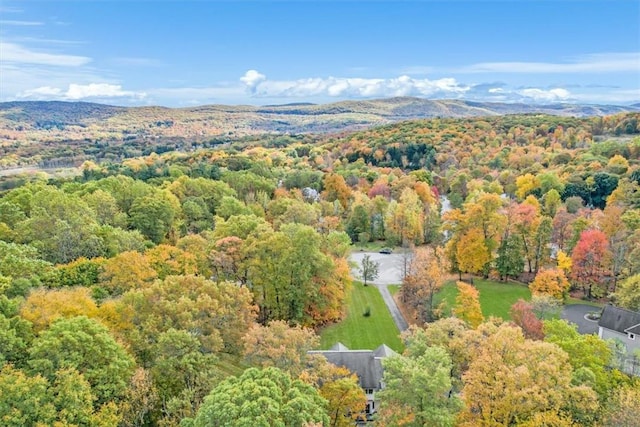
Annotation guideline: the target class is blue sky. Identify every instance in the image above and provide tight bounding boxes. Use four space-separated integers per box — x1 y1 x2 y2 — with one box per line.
1 1 639 106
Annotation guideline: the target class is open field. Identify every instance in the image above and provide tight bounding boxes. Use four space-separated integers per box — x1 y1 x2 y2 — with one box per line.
320 282 403 352
434 279 531 321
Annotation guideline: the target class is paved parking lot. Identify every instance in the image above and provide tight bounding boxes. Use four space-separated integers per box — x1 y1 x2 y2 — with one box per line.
349 251 408 285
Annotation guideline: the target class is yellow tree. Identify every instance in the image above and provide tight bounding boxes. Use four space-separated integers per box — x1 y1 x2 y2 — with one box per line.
463 192 506 259
456 228 490 283
530 268 571 301
322 173 352 210
515 173 540 200
601 385 640 427
99 250 157 295
301 358 366 427
385 188 425 246
458 324 598 427
556 250 572 275
453 282 484 328
320 377 367 427
20 287 99 332
143 244 198 279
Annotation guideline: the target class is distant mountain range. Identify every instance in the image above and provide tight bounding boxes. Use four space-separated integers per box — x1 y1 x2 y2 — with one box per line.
1 97 638 142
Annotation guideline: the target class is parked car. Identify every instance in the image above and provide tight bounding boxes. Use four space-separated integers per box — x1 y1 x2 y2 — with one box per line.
379 248 393 254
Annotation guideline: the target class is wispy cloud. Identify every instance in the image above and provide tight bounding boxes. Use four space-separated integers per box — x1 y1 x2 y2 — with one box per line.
240 70 469 99
0 19 43 26
1 41 91 66
461 52 640 74
12 36 87 46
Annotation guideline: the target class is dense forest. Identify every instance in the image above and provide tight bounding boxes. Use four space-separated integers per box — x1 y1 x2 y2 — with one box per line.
1 112 639 426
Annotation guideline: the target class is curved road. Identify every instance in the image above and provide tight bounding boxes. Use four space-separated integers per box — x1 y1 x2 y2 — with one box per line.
350 252 409 332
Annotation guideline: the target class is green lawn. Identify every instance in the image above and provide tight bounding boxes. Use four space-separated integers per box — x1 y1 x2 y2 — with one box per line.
434 279 531 321
320 282 403 352
388 284 401 296
566 297 604 307
351 241 394 252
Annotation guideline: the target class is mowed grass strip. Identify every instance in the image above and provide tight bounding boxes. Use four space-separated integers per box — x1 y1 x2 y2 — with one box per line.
388 284 401 296
320 282 403 352
434 279 531 321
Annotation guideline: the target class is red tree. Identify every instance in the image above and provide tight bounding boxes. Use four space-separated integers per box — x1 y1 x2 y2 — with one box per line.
570 229 610 299
509 299 544 340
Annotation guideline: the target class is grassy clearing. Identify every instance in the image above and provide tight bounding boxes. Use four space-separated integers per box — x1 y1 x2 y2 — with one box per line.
215 353 249 378
434 279 531 321
566 297 604 307
388 285 401 296
351 241 392 252
320 282 403 352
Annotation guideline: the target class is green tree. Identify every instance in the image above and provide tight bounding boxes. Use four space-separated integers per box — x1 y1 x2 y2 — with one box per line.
346 204 371 243
185 367 329 427
378 346 461 427
150 329 220 426
0 241 51 280
28 316 135 406
495 233 524 281
359 254 379 286
115 275 255 361
0 364 119 427
16 186 106 263
129 194 178 244
543 319 625 401
0 312 33 367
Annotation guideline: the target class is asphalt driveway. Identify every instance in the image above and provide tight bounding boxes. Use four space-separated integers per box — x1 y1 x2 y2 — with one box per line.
349 251 407 285
349 251 409 332
561 304 602 335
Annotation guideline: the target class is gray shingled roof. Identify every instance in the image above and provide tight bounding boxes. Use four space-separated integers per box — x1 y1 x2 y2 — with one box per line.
624 323 640 335
329 342 350 351
308 344 398 389
598 305 640 334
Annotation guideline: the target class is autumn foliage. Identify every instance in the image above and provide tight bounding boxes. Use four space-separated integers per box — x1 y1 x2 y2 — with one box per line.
571 229 610 299
530 268 571 300
453 282 484 328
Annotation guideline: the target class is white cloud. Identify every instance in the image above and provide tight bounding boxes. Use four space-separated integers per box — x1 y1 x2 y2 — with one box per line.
18 83 146 101
240 70 267 93
0 41 91 66
66 83 145 100
462 52 640 74
240 70 469 99
19 86 63 97
516 88 571 102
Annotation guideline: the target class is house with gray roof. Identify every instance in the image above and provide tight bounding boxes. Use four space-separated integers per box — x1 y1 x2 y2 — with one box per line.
308 343 398 418
598 305 640 375
598 305 640 353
